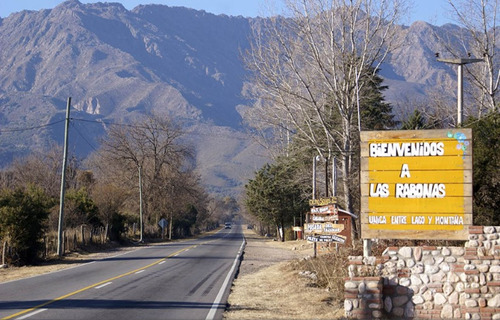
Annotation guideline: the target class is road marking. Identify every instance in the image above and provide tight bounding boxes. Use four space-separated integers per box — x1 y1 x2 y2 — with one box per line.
15 308 47 320
94 282 112 289
159 261 166 265
205 237 246 320
2 243 199 320
135 270 145 274
0 261 96 286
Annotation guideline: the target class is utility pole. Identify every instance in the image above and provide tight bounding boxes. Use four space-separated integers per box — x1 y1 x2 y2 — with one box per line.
437 57 483 126
324 157 329 197
138 165 144 243
332 157 337 197
57 97 71 257
312 155 319 200
169 185 173 240
312 155 320 258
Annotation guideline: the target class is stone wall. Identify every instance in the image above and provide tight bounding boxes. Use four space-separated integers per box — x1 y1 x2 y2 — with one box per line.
344 226 500 319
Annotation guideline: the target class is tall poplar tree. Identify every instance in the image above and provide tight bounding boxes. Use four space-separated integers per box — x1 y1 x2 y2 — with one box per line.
243 0 407 238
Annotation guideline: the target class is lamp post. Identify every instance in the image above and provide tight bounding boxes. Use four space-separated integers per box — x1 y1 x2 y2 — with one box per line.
437 57 483 126
138 165 144 243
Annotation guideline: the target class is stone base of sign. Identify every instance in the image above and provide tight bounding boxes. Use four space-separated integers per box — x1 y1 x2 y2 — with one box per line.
344 226 500 320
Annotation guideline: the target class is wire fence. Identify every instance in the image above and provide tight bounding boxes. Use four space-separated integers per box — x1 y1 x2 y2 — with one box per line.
42 225 109 257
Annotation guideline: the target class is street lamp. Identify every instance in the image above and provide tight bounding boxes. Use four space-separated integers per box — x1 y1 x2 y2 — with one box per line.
436 55 483 126
138 165 144 243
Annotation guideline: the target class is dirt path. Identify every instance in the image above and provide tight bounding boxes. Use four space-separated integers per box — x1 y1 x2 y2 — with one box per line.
236 228 307 276
224 228 345 319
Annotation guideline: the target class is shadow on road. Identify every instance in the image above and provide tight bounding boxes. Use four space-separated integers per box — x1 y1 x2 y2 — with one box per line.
0 299 225 310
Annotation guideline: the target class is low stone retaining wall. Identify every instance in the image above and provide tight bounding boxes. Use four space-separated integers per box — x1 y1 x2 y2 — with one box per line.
344 226 500 319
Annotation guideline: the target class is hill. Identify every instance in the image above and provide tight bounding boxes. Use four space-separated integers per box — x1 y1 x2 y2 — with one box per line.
0 0 467 195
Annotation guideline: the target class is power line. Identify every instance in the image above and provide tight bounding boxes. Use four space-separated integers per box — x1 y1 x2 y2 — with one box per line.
71 118 136 128
71 117 180 132
0 119 65 133
0 117 252 141
69 121 99 152
71 117 250 140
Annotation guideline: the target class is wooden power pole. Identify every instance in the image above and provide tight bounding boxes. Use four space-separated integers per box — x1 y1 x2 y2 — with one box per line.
57 97 71 257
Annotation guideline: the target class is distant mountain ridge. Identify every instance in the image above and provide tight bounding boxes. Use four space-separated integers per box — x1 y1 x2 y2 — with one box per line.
0 0 467 195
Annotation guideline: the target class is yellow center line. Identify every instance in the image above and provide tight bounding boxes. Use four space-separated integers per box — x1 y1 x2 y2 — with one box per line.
1 241 212 320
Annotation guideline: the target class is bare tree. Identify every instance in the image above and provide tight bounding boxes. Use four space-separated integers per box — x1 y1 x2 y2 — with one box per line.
96 113 190 237
243 0 407 237
155 166 206 238
7 146 80 199
92 183 129 227
445 0 500 116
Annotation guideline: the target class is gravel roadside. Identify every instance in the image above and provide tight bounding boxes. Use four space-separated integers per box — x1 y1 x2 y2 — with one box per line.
224 227 345 319
236 228 307 276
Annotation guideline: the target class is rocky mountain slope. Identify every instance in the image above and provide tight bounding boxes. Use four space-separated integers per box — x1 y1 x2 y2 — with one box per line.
0 0 468 195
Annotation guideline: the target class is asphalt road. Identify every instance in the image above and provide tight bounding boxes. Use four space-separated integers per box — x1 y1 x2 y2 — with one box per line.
0 225 244 320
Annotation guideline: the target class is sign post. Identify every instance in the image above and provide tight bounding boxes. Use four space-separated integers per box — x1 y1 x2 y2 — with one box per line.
306 195 355 254
158 218 168 239
306 234 346 244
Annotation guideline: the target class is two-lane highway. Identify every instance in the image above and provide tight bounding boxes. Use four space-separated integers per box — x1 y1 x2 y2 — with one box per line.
0 225 244 320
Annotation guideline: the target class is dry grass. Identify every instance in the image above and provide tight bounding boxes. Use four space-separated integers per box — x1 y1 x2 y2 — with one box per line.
289 244 363 301
225 261 345 319
224 229 348 319
0 263 75 283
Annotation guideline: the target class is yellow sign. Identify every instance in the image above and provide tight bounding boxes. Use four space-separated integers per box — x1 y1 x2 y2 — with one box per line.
360 129 472 241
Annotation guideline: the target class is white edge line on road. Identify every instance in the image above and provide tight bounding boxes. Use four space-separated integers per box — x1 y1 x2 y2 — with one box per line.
15 308 47 320
159 261 166 265
95 282 112 289
0 261 96 286
1 245 145 285
2 230 223 286
205 236 246 320
135 270 145 274
3 243 200 320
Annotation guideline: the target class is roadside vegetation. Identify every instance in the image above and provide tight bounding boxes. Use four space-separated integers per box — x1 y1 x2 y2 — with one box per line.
0 113 238 266
0 0 499 282
242 0 499 250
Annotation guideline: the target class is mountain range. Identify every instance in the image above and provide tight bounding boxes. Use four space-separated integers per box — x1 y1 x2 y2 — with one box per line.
0 0 468 195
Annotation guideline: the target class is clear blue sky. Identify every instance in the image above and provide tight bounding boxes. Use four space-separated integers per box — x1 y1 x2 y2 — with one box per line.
0 0 454 25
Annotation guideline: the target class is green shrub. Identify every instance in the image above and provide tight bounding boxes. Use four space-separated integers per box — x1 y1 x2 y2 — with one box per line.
0 185 53 265
465 112 500 225
108 212 126 241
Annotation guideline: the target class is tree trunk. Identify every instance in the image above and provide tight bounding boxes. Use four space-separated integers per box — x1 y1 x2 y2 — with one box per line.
81 225 85 246
342 117 358 241
280 219 285 242
2 241 7 266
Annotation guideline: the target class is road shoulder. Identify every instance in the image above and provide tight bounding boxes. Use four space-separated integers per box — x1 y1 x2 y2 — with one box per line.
224 228 344 319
